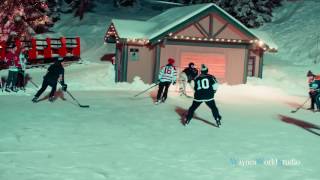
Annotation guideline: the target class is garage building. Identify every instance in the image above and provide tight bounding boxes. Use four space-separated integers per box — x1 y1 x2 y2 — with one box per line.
105 3 276 85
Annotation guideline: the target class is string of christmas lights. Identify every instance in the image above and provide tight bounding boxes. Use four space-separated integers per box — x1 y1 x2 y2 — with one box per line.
105 26 277 52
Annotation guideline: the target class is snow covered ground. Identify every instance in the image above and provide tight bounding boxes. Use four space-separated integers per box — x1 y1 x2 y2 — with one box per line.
1 0 320 179
1 88 319 180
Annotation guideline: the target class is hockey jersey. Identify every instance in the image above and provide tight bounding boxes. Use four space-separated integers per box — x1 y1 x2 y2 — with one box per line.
44 62 65 85
5 51 19 71
193 74 218 102
310 80 320 92
182 67 198 83
158 64 177 83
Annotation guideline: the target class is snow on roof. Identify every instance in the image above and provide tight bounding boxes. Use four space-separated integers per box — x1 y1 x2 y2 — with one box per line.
147 4 213 39
250 29 278 50
111 4 212 40
111 19 156 39
110 3 277 49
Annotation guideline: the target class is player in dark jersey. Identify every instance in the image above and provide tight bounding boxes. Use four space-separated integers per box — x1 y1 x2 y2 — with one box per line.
32 58 67 103
179 62 198 96
183 64 222 126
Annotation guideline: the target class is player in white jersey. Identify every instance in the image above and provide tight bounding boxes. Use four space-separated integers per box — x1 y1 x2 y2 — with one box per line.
156 58 177 104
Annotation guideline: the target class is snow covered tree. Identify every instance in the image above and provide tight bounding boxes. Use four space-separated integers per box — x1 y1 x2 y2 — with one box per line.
47 0 63 21
67 0 92 19
113 0 137 7
0 0 54 42
160 0 283 28
223 0 283 27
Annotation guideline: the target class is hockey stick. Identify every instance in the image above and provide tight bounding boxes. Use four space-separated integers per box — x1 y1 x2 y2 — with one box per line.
58 82 89 108
64 90 90 108
291 97 310 113
29 79 39 88
134 83 159 97
31 80 89 108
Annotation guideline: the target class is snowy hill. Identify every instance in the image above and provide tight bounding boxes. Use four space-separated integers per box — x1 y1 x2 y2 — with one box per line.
250 0 320 96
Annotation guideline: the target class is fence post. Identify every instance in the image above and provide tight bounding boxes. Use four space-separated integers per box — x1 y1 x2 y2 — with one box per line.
73 37 81 58
28 38 37 60
59 37 67 57
44 37 52 59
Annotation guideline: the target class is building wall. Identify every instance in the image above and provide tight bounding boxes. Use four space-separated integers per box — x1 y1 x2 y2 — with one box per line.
199 15 210 33
212 14 250 40
176 25 204 38
175 13 251 41
115 46 122 81
160 43 247 85
126 45 155 84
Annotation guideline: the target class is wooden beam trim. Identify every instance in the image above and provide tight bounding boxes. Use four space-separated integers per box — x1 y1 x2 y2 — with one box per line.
212 23 229 38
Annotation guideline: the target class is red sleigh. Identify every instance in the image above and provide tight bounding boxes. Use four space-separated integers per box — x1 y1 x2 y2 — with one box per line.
0 37 80 69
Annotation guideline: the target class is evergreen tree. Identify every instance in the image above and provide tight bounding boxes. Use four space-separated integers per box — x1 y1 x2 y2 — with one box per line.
68 0 91 19
158 0 284 28
113 0 136 7
0 0 53 41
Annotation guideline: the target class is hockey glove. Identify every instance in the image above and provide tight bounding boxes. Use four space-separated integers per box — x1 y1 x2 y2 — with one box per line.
61 83 68 91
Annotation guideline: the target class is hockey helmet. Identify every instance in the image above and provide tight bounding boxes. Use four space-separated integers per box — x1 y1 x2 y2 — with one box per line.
188 62 195 68
168 58 175 65
201 64 208 74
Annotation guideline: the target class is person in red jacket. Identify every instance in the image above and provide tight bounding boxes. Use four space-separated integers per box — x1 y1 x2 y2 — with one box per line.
5 46 19 92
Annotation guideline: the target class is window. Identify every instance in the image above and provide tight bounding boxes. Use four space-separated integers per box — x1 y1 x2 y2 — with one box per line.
248 56 256 77
129 48 139 61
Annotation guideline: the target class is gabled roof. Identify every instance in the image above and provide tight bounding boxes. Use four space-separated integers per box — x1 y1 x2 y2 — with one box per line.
111 4 213 40
111 19 156 39
147 4 213 40
110 3 276 49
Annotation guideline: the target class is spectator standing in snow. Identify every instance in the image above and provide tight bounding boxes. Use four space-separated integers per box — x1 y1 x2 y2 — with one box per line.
5 46 19 92
17 48 27 90
32 58 67 103
156 58 177 104
179 62 198 96
183 64 222 126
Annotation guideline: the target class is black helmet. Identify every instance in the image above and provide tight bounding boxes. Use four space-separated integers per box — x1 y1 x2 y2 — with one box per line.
307 70 315 77
201 64 208 74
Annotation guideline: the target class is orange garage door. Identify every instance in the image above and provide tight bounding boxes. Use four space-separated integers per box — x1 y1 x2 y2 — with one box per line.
180 52 226 82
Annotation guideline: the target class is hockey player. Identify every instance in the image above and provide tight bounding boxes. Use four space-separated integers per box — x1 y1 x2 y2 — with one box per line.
156 58 177 104
183 64 222 126
32 58 67 103
307 70 320 111
179 62 198 96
